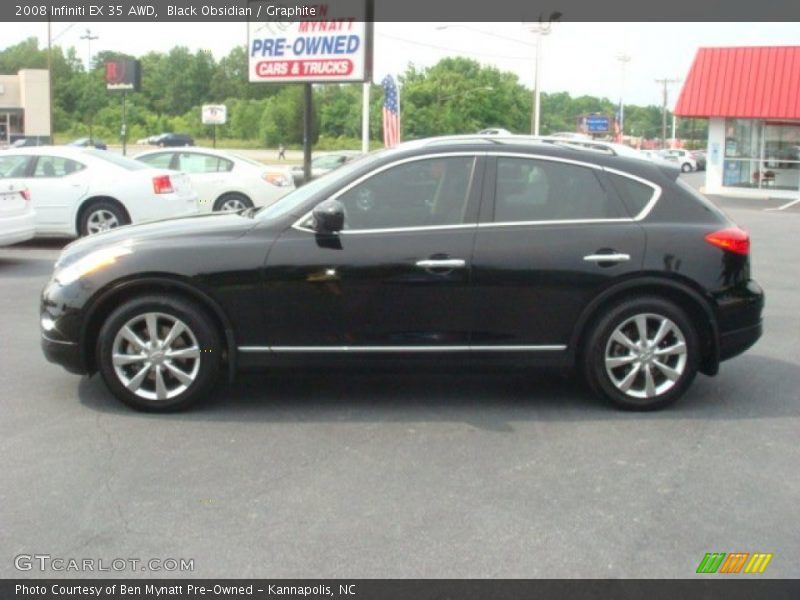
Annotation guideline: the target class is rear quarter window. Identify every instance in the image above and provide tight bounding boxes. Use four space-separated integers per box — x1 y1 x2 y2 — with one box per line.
606 172 657 217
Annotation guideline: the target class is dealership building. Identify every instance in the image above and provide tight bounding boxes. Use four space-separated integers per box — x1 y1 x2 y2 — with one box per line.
675 46 800 198
0 69 51 145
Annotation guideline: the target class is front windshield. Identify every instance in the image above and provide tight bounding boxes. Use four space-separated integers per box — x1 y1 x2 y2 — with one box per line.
257 151 386 221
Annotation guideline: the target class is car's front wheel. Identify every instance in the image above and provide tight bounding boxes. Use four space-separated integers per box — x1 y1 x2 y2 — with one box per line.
583 297 699 410
97 295 221 411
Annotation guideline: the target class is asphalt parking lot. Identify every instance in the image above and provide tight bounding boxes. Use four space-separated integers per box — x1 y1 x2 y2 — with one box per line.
1 173 798 578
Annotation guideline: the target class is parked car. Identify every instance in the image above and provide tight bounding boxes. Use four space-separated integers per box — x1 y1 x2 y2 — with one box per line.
690 150 707 171
41 137 763 412
658 149 697 172
135 148 294 212
0 147 198 237
0 180 36 246
69 137 107 150
478 128 513 136
152 133 194 147
290 151 363 186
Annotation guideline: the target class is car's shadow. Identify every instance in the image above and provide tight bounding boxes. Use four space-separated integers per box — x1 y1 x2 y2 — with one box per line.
77 354 800 428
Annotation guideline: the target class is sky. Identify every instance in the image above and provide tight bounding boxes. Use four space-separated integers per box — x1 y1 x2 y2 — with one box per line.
4 21 798 107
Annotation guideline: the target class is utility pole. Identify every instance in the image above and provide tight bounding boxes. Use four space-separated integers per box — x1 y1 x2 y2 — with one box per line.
655 77 680 150
80 28 99 140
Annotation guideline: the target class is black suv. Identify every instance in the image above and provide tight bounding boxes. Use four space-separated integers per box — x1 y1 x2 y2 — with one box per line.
41 137 763 411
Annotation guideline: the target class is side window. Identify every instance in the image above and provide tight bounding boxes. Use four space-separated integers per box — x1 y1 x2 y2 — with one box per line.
138 153 174 169
33 156 85 178
337 156 475 231
176 153 231 173
0 155 32 178
606 173 657 217
494 157 622 222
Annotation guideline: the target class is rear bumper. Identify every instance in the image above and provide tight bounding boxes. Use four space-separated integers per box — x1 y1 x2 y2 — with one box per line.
716 279 764 362
0 211 36 245
41 334 86 375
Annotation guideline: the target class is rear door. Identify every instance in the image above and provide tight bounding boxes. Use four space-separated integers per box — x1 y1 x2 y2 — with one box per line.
26 155 89 233
470 154 647 349
174 152 232 210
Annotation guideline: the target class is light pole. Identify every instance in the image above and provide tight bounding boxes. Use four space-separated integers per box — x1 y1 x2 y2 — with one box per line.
80 28 99 140
525 12 561 136
655 77 680 150
616 53 631 141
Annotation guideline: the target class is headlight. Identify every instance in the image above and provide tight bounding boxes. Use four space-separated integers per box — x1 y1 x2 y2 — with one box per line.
55 246 133 285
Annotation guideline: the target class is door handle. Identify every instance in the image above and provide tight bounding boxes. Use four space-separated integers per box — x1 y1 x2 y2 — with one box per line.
415 259 467 269
583 253 631 263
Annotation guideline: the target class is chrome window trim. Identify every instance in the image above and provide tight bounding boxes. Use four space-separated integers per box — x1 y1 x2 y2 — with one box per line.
239 345 566 353
292 151 482 234
602 166 662 221
290 150 661 233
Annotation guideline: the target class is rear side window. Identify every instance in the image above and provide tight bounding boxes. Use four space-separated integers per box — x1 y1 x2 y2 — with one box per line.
33 156 85 178
494 157 622 222
607 173 656 217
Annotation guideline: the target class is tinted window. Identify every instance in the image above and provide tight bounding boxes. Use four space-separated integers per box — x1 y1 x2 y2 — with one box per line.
0 155 32 178
33 156 85 178
494 157 621 222
337 156 475 230
176 153 233 173
607 173 656 216
138 153 174 169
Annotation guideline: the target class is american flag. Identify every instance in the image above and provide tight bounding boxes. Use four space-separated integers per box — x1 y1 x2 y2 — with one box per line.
382 74 400 147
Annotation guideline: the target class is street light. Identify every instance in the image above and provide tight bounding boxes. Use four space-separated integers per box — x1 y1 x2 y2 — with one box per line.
525 12 561 136
616 53 631 141
80 28 99 141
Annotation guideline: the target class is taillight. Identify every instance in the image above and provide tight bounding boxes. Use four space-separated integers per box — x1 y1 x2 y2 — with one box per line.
705 227 750 255
20 189 30 201
152 175 174 194
262 172 291 187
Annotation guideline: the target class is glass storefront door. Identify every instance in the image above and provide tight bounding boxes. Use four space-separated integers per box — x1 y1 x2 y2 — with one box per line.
723 119 800 192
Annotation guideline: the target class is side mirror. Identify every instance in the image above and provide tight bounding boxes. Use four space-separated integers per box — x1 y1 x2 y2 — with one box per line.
312 199 345 233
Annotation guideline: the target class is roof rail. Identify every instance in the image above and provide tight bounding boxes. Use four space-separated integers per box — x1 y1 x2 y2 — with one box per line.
400 134 620 156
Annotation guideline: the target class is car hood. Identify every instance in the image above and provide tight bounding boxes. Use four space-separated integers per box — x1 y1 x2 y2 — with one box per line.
56 212 259 268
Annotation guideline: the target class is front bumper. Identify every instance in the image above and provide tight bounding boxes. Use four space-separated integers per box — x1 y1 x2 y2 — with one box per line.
41 334 85 374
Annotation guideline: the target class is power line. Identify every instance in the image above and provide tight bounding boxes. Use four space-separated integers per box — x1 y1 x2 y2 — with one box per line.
377 33 531 61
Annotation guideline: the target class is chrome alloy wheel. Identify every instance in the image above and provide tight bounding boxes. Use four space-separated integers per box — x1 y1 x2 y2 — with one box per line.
220 197 247 211
111 312 201 401
604 313 688 399
86 209 120 234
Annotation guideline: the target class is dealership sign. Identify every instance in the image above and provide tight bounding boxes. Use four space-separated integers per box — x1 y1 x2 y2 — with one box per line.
247 0 372 83
202 104 227 125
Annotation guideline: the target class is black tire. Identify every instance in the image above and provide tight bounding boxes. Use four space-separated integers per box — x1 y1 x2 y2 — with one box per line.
681 162 693 172
79 200 129 237
213 193 254 212
583 296 699 411
96 295 222 412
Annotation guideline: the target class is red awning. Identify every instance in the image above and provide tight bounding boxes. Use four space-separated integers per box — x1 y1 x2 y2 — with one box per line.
674 46 800 119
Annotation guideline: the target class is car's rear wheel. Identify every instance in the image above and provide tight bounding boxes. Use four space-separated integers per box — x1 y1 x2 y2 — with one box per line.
214 193 253 212
583 297 699 410
79 201 129 236
97 295 221 411
681 162 693 172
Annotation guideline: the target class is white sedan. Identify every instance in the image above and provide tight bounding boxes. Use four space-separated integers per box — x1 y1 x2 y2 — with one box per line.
134 147 294 212
0 180 36 246
0 147 199 237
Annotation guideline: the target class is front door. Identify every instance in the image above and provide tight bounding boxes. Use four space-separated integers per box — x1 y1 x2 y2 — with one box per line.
261 154 484 350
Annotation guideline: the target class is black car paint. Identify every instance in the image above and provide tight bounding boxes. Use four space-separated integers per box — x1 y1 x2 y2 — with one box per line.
41 142 763 381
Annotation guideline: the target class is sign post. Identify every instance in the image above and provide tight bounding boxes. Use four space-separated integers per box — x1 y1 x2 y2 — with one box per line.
105 58 141 156
248 0 373 181
202 104 227 148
